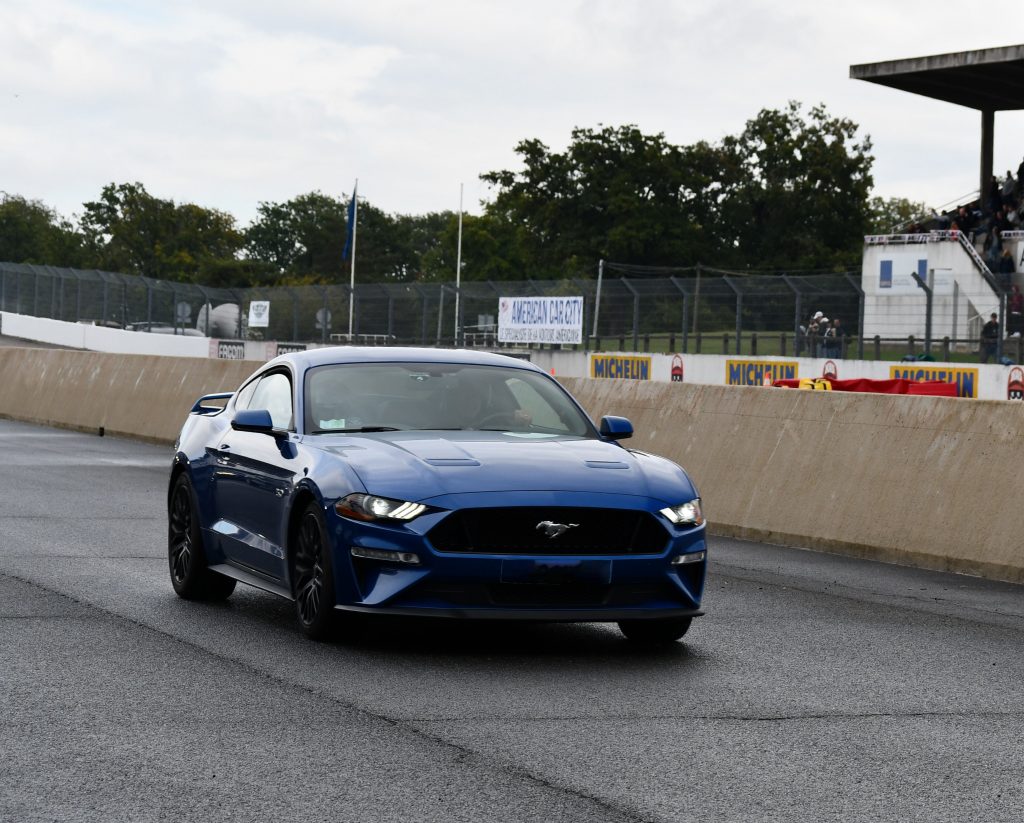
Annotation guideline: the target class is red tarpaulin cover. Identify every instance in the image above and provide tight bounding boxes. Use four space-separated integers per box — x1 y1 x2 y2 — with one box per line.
772 378 959 396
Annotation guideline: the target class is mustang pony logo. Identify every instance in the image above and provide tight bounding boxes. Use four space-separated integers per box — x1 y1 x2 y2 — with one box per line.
535 520 579 539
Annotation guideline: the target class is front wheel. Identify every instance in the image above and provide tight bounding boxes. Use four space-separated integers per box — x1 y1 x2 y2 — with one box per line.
291 503 338 640
168 474 236 601
617 617 692 645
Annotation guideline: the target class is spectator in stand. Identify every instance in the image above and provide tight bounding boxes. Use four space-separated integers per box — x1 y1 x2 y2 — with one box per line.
1009 285 1024 337
998 248 1016 290
1002 171 1016 206
988 176 1002 213
980 312 1000 363
1017 156 1024 198
956 206 976 235
985 212 1008 267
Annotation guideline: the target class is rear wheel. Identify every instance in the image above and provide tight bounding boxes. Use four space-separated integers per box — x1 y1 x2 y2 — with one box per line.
617 617 692 645
292 502 338 640
168 474 236 601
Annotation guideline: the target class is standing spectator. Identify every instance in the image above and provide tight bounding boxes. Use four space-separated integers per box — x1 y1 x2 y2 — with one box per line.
1002 171 1016 205
1009 285 1024 337
988 176 1002 213
804 311 823 357
827 318 847 359
980 312 1000 363
998 248 1015 291
817 317 830 357
956 206 975 236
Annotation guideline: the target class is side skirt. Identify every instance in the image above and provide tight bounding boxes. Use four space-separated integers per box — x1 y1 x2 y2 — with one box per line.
208 562 292 600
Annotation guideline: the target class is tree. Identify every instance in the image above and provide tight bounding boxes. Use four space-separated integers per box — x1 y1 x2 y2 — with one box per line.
246 191 457 283
79 182 243 283
419 212 529 282
245 191 347 280
867 196 930 234
481 125 726 276
0 195 85 266
718 102 874 269
481 105 875 273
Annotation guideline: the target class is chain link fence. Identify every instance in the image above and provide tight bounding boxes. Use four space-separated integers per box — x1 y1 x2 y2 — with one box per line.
0 260 931 358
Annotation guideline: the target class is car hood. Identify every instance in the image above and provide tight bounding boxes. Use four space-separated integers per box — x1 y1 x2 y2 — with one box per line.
314 432 696 505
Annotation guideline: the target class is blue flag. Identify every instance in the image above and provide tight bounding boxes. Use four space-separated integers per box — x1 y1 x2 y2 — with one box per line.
342 182 357 261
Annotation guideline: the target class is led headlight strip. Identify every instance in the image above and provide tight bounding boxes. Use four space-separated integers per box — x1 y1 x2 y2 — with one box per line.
335 493 427 522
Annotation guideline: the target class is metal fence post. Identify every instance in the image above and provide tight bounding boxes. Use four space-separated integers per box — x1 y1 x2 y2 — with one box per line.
621 278 640 351
669 276 688 353
287 288 299 341
910 271 933 355
722 276 742 354
844 273 865 360
783 275 801 356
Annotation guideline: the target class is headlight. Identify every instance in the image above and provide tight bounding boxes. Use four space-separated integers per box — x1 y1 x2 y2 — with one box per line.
659 498 704 527
335 493 427 522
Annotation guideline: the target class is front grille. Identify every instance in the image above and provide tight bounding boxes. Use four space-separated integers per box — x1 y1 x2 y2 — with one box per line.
427 507 669 555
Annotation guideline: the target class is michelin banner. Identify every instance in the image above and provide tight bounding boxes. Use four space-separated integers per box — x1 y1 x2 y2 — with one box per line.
498 296 583 344
533 350 1024 401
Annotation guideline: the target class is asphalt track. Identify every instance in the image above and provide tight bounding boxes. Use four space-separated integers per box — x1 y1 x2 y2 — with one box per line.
2 417 1024 822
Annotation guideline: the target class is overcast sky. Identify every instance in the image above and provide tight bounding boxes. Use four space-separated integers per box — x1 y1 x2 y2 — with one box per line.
2 0 1023 227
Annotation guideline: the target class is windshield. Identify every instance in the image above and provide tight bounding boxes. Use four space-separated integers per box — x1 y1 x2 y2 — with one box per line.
304 362 594 437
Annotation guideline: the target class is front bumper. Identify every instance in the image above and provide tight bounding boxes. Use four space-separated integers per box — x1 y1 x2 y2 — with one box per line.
327 499 707 622
335 603 705 621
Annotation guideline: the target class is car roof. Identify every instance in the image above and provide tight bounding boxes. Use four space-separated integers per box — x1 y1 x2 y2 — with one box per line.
269 346 544 374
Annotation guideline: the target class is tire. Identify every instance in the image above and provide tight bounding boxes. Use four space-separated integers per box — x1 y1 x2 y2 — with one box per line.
291 502 338 640
168 473 236 601
617 617 692 645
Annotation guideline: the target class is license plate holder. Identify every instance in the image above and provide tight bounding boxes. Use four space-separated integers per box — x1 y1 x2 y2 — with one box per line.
500 558 612 586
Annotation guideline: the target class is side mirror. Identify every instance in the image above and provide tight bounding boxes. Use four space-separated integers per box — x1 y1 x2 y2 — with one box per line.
599 415 633 441
231 409 279 436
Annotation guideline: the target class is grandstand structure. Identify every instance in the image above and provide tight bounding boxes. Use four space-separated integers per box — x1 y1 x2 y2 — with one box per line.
852 45 1024 349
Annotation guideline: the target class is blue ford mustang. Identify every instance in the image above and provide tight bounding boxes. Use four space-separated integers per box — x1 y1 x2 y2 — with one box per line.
168 347 706 643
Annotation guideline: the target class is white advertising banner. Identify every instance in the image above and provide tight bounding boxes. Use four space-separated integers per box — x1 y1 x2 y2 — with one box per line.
498 296 583 344
248 300 270 328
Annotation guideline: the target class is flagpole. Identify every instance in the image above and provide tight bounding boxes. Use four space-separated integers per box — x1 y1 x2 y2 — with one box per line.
348 179 358 341
454 182 463 347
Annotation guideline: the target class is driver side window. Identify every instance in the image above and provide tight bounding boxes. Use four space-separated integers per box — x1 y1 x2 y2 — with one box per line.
249 372 293 430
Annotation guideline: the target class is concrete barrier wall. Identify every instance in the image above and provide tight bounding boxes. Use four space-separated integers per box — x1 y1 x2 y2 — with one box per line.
561 376 1024 583
0 347 259 443
2 345 1023 583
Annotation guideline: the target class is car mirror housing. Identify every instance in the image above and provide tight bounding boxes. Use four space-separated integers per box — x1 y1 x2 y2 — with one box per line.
599 415 633 440
231 409 280 436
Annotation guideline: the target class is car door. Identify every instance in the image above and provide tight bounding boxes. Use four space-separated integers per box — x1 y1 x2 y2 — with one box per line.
212 370 299 580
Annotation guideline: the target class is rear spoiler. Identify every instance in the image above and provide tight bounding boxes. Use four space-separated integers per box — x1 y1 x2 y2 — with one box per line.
190 392 235 415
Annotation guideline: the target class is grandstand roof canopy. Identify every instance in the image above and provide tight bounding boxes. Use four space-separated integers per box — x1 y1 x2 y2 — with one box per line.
850 44 1024 111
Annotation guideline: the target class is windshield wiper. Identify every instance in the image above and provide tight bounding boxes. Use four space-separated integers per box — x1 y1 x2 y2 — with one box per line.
312 426 403 434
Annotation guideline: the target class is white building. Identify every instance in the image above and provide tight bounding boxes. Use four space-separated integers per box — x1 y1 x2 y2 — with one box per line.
861 230 1024 344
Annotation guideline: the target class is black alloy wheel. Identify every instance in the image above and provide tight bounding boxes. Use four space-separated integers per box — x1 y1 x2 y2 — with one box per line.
168 474 236 601
292 503 337 640
617 616 692 645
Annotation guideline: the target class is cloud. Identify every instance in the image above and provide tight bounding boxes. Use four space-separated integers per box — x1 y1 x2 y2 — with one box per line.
1 0 1022 225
